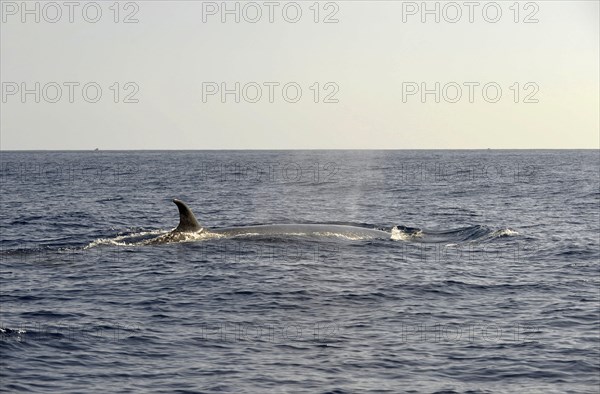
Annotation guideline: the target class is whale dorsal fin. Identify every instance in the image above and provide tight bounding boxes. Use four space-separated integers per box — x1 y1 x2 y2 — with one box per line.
173 199 202 232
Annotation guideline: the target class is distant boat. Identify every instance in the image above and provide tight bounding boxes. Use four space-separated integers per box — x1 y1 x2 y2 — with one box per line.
94 148 99 151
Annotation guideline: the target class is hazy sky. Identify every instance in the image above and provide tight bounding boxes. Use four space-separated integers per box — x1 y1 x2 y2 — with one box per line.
1 0 598 149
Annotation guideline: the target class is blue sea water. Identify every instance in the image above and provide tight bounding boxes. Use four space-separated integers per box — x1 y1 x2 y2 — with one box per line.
0 150 598 393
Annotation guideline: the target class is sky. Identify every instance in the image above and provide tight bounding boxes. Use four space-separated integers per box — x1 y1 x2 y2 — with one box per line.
1 0 598 149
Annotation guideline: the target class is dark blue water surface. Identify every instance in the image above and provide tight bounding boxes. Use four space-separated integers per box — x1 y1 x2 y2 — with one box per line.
1 150 598 393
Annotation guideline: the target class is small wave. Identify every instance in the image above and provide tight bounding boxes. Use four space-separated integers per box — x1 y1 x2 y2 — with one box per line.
391 225 519 243
96 197 124 203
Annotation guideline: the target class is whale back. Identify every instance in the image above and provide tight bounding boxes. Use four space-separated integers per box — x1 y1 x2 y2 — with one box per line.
173 199 202 232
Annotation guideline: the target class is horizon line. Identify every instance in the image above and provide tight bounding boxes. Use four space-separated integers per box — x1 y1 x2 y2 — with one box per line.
1 148 598 152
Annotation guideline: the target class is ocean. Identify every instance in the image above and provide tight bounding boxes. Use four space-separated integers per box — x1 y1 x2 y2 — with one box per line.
1 150 598 393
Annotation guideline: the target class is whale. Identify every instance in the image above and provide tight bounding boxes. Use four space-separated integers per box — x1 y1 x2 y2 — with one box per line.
87 200 507 248
162 199 393 241
85 200 512 248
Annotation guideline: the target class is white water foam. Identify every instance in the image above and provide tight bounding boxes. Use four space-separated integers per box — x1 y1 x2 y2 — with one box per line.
84 229 171 248
391 226 423 241
143 230 226 244
491 228 519 237
229 231 377 241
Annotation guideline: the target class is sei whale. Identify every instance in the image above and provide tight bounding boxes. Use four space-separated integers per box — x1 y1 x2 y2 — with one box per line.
86 200 511 248
168 199 392 240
